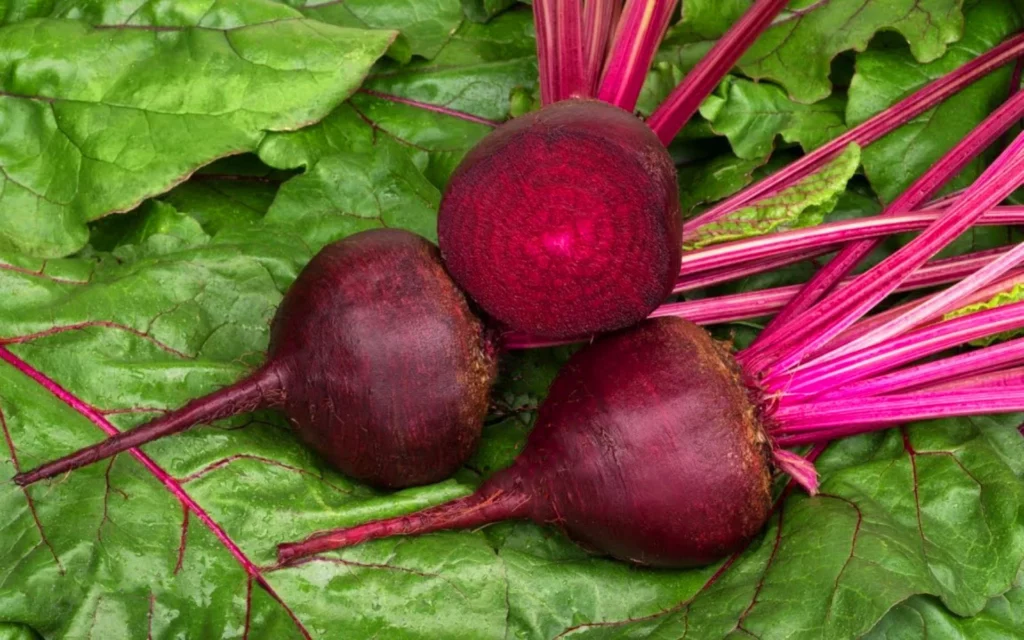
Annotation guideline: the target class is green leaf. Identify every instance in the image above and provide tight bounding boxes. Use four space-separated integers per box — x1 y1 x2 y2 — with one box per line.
943 283 1024 346
662 0 965 104
278 0 464 60
259 11 536 191
0 623 40 640
90 201 211 259
685 143 862 249
849 0 1022 202
700 76 848 160
460 0 519 23
264 137 441 250
0 17 394 258
866 575 1024 638
157 156 285 236
0 0 302 26
678 153 768 214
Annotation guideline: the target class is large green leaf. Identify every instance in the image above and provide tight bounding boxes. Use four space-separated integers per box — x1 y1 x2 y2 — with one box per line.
0 0 301 26
276 0 463 61
662 0 965 103
258 10 537 194
866 574 1024 638
699 76 848 161
461 0 520 23
685 143 862 249
0 16 394 258
848 0 1022 202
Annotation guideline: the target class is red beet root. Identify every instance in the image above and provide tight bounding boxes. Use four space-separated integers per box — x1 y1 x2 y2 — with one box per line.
15 229 498 490
279 317 773 568
438 99 682 339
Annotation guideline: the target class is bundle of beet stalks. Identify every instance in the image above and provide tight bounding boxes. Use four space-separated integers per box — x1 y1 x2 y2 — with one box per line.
17 0 1024 570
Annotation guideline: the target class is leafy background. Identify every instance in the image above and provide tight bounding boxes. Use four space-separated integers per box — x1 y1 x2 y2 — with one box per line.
1 0 1024 638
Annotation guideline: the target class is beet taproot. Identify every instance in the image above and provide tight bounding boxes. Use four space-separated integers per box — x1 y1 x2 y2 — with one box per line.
279 317 773 568
15 229 499 490
438 99 682 340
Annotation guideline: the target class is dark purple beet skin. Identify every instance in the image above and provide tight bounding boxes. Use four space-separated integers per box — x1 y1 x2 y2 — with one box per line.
15 229 499 490
269 229 498 488
279 317 773 568
438 99 682 340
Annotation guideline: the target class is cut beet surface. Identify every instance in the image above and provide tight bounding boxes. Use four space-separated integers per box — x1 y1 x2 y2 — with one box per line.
438 99 682 340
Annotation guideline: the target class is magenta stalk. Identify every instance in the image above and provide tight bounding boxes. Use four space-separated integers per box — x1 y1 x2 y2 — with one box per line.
680 207 1024 276
746 132 1024 376
583 0 622 93
647 0 791 145
683 33 1024 238
596 0 678 110
752 89 1024 350
13 365 282 486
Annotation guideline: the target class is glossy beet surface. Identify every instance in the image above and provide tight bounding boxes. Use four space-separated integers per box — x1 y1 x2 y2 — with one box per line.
270 229 498 487
15 229 498 490
438 99 682 339
279 317 773 568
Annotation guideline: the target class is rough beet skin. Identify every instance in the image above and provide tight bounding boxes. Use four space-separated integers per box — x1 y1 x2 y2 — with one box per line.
438 99 682 339
16 229 499 490
279 317 773 568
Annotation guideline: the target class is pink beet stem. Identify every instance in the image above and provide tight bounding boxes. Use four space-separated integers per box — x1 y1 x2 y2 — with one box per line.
917 365 1024 393
820 337 1024 399
554 0 587 100
534 1 564 103
680 207 1024 275
778 300 1024 401
583 0 622 94
752 90 1024 350
683 33 1024 238
661 259 1024 326
746 131 1024 378
13 364 283 486
596 0 679 111
772 388 1024 443
647 0 790 145
505 248 1022 350
824 256 1021 350
772 449 820 495
675 249 828 293
277 488 530 565
808 239 1024 361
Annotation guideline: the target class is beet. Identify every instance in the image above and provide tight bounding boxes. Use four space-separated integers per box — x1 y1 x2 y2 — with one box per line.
438 99 682 340
279 317 773 568
15 229 499 490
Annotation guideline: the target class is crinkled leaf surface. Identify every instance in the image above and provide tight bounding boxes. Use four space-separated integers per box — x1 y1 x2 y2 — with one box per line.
865 573 1024 639
0 15 394 258
276 0 463 60
678 153 768 215
685 143 862 249
461 0 520 23
0 0 301 26
848 0 1023 202
2 0 1024 638
259 10 536 190
943 283 1024 346
663 0 965 103
699 77 847 161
